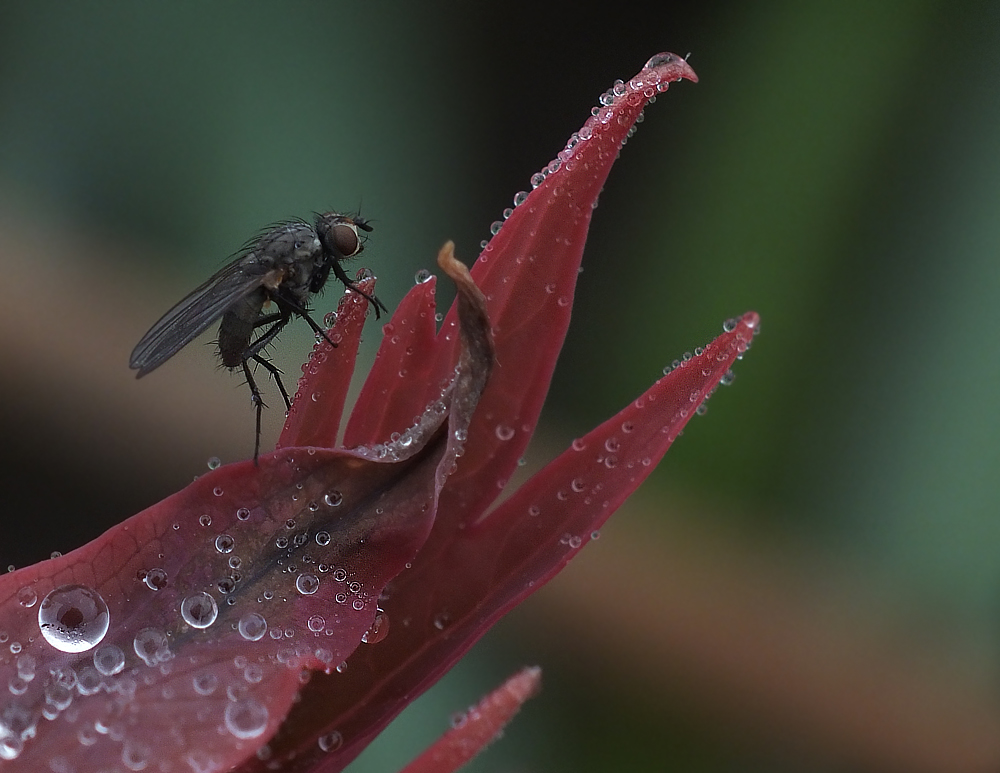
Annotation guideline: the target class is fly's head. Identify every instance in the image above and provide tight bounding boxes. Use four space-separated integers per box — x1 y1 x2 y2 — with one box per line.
315 212 371 262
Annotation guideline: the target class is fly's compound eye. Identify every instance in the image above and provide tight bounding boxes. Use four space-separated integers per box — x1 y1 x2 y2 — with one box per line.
328 222 363 258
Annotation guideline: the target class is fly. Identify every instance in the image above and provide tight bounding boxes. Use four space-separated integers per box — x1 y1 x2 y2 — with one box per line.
129 211 388 462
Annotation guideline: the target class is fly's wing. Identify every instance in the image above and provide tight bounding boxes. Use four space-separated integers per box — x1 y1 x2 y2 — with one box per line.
129 257 269 377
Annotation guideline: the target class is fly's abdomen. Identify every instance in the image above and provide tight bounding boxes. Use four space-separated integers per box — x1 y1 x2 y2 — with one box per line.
218 289 266 368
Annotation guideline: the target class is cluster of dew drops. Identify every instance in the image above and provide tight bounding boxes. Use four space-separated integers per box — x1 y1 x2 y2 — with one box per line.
478 54 679 251
0 464 393 763
516 315 747 552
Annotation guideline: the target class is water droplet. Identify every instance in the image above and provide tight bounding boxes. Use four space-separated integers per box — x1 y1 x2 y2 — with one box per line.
238 612 267 642
133 628 170 667
296 574 320 595
193 671 218 696
225 698 269 739
213 486 224 497
215 534 235 554
15 587 36 608
318 730 343 752
37 584 110 653
206 457 221 470
494 424 515 441
180 593 218 629
414 268 433 284
604 437 620 453
324 491 343 507
432 612 451 631
315 531 331 546
92 644 125 676
236 507 251 521
361 609 389 644
720 370 736 386
143 568 168 591
198 514 212 527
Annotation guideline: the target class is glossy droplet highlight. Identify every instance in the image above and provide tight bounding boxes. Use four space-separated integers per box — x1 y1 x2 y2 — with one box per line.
37 584 110 653
318 730 343 752
143 568 168 591
15 587 36 608
239 613 267 641
133 628 171 666
215 534 235 554
180 592 218 629
361 609 389 644
225 698 269 739
296 574 320 595
93 644 126 676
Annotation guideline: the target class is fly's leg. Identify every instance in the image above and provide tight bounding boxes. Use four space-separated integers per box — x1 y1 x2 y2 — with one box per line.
274 295 339 348
250 355 292 411
241 353 292 465
241 360 267 464
330 260 389 319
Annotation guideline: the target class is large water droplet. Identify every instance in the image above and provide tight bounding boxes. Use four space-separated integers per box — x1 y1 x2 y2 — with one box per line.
37 585 109 653
143 568 168 591
295 574 320 595
225 698 269 739
133 628 170 666
180 592 218 629
238 613 267 641
318 730 343 752
361 609 389 645
93 644 126 676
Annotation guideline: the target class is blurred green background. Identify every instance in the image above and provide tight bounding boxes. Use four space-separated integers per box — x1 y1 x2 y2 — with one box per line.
1 2 999 771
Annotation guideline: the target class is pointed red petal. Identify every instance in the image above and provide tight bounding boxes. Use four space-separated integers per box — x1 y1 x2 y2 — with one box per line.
266 313 756 773
277 277 377 450
436 52 697 526
343 277 442 448
396 667 542 773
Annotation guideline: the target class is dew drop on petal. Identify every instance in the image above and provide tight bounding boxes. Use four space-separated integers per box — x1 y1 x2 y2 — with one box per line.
414 268 433 284
238 613 268 642
93 644 125 676
318 730 343 752
206 457 221 470
361 609 389 645
121 740 151 771
495 424 515 441
324 491 343 507
15 587 36 608
192 672 218 696
37 584 110 653
224 698 269 740
296 574 320 595
181 593 218 629
143 568 168 591
215 535 235 554
133 628 170 667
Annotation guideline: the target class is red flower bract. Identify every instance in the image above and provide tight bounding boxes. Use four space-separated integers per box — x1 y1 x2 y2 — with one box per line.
0 52 759 773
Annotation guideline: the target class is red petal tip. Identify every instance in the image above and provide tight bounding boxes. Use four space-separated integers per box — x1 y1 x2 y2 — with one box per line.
643 51 698 84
